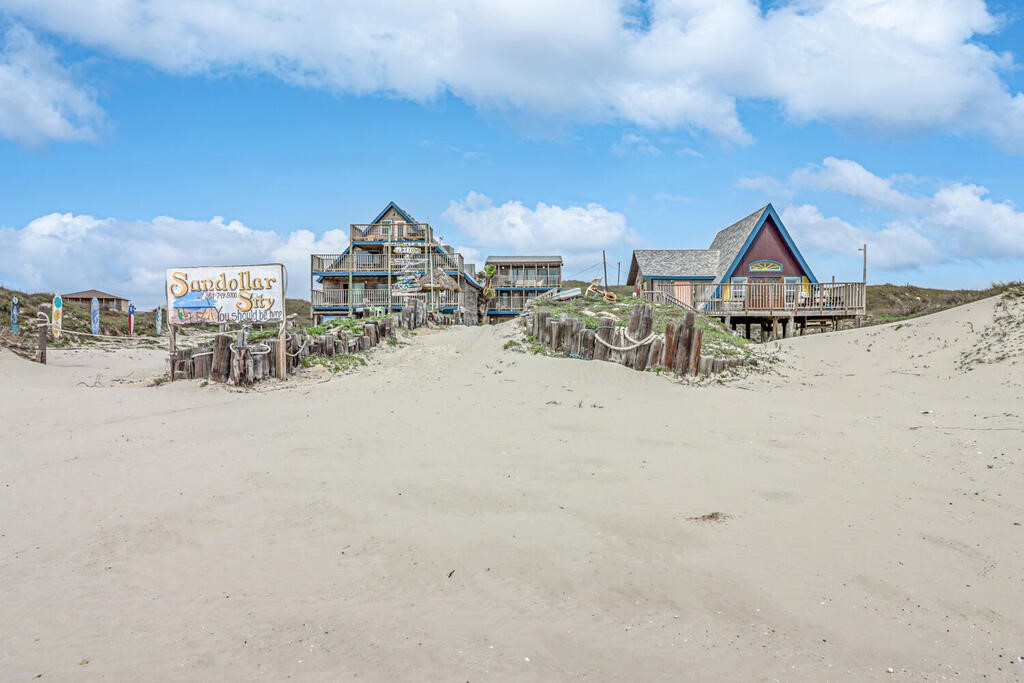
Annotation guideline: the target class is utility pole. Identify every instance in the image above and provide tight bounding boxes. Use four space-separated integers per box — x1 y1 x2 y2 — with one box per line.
602 250 608 289
859 243 867 283
617 261 621 286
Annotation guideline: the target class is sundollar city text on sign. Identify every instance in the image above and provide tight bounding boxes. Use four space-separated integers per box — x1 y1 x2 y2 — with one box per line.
168 270 279 313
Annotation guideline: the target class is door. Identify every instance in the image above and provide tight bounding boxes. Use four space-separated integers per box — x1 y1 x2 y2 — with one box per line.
749 277 782 309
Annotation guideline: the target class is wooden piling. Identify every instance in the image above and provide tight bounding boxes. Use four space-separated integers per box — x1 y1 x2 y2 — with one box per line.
594 317 613 361
211 334 232 383
662 322 678 370
686 327 703 376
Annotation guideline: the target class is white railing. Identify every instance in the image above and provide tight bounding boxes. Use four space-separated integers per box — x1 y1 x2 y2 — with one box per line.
351 222 430 242
492 274 561 288
312 289 462 310
311 253 389 272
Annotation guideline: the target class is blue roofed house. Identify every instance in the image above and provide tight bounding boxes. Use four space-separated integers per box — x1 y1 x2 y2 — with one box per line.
310 202 483 324
627 204 865 337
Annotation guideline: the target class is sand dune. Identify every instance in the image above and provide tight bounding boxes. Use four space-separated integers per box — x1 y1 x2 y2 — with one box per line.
1 297 1022 681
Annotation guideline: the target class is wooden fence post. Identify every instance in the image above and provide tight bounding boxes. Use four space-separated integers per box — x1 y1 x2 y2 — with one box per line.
686 327 703 376
662 321 678 370
36 304 49 364
674 312 694 373
632 304 654 371
594 317 613 362
211 334 232 383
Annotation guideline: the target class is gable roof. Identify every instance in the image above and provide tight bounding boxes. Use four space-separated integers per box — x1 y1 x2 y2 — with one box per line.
62 289 126 300
627 249 720 284
709 205 767 278
369 201 417 226
712 203 817 283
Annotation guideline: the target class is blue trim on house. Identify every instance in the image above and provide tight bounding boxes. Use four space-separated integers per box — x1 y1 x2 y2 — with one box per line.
720 204 818 284
643 275 716 281
486 310 520 316
369 201 417 226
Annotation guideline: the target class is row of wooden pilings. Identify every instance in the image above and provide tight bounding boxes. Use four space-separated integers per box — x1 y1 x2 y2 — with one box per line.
525 304 750 376
170 301 446 385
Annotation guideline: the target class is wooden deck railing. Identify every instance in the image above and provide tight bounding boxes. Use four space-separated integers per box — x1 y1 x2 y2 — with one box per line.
690 281 865 316
641 289 698 312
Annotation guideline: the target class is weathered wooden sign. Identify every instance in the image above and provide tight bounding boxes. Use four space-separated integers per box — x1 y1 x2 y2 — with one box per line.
166 264 286 326
155 307 162 335
10 296 18 333
90 297 100 336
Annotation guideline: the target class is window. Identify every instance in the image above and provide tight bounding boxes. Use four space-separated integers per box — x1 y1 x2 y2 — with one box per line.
784 277 801 305
731 277 747 300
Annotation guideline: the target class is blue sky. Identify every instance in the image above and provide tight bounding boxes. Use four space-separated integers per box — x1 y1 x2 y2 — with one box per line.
2 0 1024 306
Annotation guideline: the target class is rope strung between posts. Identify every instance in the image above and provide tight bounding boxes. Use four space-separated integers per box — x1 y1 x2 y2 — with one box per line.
591 325 657 352
285 335 309 358
229 342 272 357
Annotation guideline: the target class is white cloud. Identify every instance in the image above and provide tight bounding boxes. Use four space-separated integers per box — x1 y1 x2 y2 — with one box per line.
791 157 925 213
778 156 1024 270
782 204 941 269
2 1 1024 148
443 191 636 270
612 132 662 156
0 212 348 307
0 24 103 145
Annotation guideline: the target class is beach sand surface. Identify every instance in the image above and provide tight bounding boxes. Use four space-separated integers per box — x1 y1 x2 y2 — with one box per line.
1 297 1022 681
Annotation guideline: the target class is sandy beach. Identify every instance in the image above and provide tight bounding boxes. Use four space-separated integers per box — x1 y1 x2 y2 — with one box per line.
1 296 1022 681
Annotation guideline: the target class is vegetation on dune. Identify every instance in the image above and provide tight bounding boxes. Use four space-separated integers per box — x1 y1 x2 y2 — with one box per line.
958 284 1024 370
299 352 367 373
865 282 1020 323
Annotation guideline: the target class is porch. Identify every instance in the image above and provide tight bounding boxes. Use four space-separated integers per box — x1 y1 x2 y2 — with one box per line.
312 250 465 275
644 281 865 317
312 288 462 312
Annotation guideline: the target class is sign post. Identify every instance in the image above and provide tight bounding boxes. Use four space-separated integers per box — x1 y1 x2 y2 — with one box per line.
10 295 18 333
51 295 63 339
155 307 162 335
90 297 100 337
128 302 136 336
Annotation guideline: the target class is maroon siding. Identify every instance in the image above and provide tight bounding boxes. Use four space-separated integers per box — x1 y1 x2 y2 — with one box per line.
735 217 807 278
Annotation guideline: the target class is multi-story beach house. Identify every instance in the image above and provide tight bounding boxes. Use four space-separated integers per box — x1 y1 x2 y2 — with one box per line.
627 203 866 337
310 202 482 324
483 255 563 322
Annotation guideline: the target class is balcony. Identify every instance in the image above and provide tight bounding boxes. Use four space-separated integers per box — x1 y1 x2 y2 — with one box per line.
312 253 387 273
350 222 431 242
312 250 464 275
312 288 462 310
492 274 561 289
644 281 866 317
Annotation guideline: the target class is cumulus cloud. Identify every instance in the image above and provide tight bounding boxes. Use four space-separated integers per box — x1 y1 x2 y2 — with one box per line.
0 24 103 145
612 132 662 156
778 157 1024 269
790 157 926 213
0 213 347 307
782 204 941 269
443 191 636 270
2 0 1024 148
